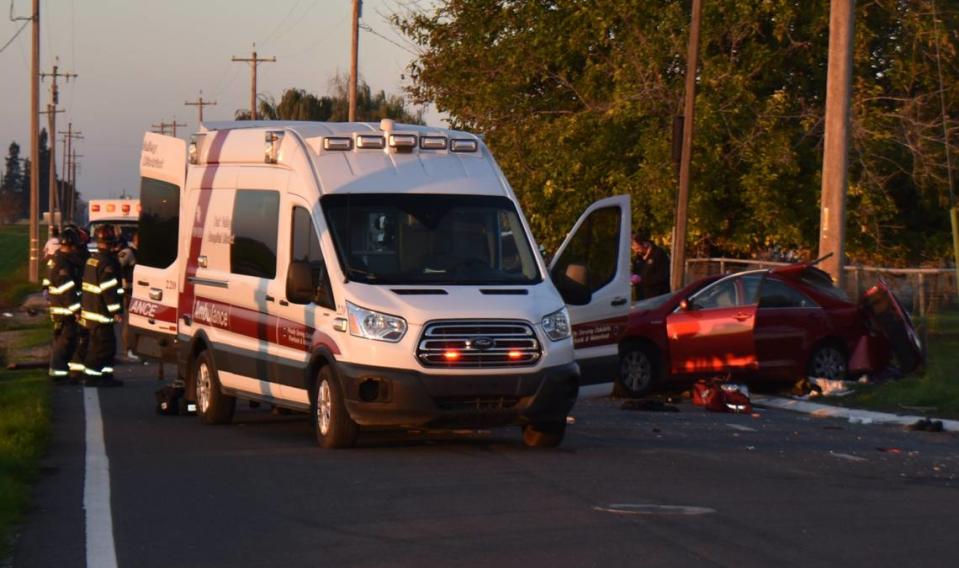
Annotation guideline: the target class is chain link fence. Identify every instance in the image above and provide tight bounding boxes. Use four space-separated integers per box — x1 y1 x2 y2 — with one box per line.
685 258 958 316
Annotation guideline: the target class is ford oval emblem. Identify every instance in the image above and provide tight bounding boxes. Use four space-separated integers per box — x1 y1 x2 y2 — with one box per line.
472 337 495 351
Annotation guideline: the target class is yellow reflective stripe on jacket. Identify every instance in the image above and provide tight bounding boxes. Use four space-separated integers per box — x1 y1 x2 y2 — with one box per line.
48 280 76 295
107 303 122 313
99 278 119 291
80 310 113 324
41 278 51 287
49 306 75 315
68 362 85 372
69 303 81 313
82 282 102 293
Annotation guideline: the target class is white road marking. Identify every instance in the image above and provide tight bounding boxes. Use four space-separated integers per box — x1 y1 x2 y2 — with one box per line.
84 389 119 568
829 451 867 463
726 423 757 432
594 504 717 516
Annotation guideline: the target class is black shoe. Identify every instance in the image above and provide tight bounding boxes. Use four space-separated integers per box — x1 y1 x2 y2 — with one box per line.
83 377 102 387
52 375 70 385
97 377 124 388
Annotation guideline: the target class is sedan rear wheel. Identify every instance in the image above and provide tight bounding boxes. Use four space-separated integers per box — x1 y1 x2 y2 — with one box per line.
807 345 847 380
616 344 658 398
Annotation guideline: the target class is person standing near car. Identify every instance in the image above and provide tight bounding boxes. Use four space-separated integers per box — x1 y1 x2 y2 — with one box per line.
45 227 83 383
630 230 671 300
79 225 124 387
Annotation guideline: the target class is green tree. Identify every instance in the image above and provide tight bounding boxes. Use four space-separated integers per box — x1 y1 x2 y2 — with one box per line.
395 0 958 265
236 75 424 124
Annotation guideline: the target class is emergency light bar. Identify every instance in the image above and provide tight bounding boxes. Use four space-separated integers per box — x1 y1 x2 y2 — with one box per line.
419 136 448 150
388 134 417 149
356 135 385 149
450 139 478 153
323 137 353 151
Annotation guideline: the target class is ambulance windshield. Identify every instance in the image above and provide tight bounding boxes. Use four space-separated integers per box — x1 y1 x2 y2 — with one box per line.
322 194 542 285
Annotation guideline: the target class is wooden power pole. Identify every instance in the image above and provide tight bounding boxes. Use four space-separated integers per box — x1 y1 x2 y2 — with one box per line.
232 45 275 121
669 0 703 292
59 124 83 223
40 59 76 230
151 119 186 137
349 0 362 121
27 0 40 282
818 0 856 287
185 93 217 123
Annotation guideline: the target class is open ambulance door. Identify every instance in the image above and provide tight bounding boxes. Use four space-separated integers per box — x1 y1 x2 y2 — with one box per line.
550 195 632 385
129 132 186 363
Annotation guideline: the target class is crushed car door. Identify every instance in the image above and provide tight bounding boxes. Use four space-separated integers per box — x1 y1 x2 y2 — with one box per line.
549 195 631 383
861 279 922 373
665 272 760 377
129 132 186 361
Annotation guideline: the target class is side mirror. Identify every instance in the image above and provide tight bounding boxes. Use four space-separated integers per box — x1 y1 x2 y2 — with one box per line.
287 261 314 305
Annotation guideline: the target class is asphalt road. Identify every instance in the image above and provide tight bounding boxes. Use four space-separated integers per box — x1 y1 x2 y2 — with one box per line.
13 361 959 568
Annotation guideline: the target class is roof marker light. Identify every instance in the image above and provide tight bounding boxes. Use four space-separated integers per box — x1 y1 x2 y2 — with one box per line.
450 138 478 153
188 135 202 164
420 136 448 150
323 137 353 151
389 134 417 148
356 135 385 149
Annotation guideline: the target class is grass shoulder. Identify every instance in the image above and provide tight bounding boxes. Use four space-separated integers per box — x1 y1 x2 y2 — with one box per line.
0 368 50 560
840 309 959 420
0 225 35 309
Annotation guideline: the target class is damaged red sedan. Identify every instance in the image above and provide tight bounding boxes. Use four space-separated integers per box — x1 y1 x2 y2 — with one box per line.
614 264 922 397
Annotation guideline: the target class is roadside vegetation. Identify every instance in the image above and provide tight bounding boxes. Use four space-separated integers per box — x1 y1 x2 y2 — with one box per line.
0 368 50 559
0 225 34 308
844 309 959 419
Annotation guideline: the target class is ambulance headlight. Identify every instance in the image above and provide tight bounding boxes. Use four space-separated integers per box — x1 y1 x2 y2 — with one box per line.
541 308 571 341
347 302 407 343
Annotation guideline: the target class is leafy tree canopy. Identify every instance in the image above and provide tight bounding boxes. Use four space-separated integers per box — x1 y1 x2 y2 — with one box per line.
395 0 959 265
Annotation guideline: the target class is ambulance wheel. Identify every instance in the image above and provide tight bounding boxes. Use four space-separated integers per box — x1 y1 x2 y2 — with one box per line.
195 350 234 425
807 343 847 381
311 365 357 449
522 422 566 448
615 343 658 398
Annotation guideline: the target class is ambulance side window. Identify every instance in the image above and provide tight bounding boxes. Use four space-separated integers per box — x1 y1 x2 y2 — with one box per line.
231 190 280 279
138 177 179 268
291 207 334 309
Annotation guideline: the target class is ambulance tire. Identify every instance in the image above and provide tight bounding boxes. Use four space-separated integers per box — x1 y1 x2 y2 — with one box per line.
522 421 566 448
311 365 358 449
194 350 234 425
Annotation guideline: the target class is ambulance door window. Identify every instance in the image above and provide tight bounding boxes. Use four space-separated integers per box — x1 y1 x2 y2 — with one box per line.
231 190 280 279
290 206 334 309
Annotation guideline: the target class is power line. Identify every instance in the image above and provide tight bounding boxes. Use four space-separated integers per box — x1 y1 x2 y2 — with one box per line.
359 22 418 56
0 18 28 53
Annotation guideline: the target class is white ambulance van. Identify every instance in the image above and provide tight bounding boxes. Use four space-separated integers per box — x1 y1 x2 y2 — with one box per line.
87 198 140 249
130 120 633 448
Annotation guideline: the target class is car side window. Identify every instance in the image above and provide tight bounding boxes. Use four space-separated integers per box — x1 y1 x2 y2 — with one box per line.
759 278 817 309
551 206 621 293
690 274 762 310
290 206 334 309
231 190 280 279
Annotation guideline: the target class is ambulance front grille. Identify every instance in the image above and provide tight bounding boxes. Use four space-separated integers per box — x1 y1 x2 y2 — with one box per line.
417 320 541 368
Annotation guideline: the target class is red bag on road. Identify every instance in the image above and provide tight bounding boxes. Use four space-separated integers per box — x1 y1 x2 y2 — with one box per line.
692 379 726 411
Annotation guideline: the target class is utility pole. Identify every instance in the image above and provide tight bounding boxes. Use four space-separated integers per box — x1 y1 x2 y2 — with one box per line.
932 1 958 301
59 124 83 223
40 59 77 229
18 0 41 282
151 119 186 137
669 0 703 292
70 150 82 222
185 93 217 123
231 45 275 121
349 0 362 121
818 0 855 287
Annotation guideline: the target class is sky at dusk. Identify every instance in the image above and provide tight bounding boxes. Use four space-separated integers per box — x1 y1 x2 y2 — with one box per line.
0 0 439 200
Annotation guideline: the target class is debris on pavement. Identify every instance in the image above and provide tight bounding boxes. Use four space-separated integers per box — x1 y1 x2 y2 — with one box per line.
908 418 944 432
876 447 903 454
621 399 680 412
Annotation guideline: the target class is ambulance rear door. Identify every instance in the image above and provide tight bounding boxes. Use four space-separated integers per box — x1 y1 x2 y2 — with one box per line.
129 132 186 362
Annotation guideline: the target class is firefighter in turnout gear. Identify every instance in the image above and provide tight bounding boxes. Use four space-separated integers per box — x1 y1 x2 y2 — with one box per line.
45 227 83 383
80 225 125 387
